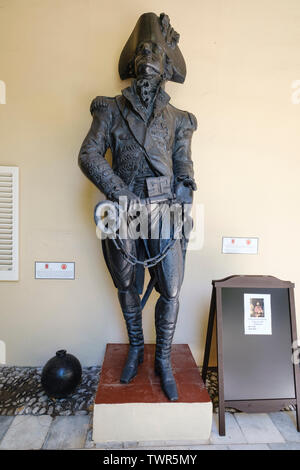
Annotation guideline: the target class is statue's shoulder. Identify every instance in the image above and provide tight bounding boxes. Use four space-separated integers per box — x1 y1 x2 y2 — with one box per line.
167 103 197 131
90 96 117 116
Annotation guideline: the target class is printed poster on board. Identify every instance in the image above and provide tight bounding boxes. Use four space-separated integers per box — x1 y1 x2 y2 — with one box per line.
244 293 272 335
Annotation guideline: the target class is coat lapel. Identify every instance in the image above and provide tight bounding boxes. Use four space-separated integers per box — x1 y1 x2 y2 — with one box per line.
152 87 171 119
117 85 147 149
116 84 172 177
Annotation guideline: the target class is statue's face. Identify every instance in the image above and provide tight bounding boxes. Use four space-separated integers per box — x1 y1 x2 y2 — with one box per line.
134 41 166 78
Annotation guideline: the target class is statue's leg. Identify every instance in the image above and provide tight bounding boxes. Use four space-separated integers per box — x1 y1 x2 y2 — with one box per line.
102 238 144 383
148 237 184 401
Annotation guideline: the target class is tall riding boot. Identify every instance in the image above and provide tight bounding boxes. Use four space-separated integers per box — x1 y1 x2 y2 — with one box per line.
118 290 144 384
154 295 179 401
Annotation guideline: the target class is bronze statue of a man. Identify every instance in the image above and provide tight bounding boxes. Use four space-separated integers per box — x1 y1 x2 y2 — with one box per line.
78 12 197 401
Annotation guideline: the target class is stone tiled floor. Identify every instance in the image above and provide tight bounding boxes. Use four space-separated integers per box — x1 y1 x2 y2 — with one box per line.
0 411 300 450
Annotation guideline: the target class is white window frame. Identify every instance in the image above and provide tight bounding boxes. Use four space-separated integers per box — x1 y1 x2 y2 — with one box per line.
0 166 19 281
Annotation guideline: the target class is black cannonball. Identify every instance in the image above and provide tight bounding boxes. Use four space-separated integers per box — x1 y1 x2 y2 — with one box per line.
41 350 82 398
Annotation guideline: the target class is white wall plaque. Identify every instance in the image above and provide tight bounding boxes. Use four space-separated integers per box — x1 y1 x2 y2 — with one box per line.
35 262 75 279
222 237 258 254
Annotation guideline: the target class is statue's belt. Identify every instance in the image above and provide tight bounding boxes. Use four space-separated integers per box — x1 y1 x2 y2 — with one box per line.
128 175 176 205
144 176 173 200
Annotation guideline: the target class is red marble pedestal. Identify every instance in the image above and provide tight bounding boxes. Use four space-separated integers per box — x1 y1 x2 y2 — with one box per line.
93 344 212 444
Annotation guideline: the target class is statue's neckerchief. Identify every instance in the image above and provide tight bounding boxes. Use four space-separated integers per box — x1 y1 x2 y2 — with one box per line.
135 77 163 121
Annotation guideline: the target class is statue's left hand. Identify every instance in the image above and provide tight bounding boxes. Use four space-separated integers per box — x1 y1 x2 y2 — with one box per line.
174 178 196 205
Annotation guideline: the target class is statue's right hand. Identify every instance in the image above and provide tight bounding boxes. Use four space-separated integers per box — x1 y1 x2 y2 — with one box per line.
111 188 141 209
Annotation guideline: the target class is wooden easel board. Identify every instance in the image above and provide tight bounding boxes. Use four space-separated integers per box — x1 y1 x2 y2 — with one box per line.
202 275 300 436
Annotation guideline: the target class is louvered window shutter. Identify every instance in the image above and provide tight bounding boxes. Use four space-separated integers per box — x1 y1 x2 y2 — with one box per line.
0 166 19 281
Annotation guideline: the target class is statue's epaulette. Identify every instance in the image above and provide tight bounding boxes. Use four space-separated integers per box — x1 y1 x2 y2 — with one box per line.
187 112 198 131
90 96 111 115
169 103 198 132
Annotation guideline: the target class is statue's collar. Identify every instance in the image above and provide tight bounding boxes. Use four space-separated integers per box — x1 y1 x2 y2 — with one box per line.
121 82 171 122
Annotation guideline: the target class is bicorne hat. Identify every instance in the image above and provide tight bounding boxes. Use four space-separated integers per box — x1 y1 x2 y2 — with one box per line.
118 12 186 84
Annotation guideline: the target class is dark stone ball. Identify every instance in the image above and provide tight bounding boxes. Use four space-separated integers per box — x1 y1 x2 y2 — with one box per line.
41 350 82 398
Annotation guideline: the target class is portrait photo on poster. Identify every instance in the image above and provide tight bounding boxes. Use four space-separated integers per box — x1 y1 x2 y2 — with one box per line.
244 293 272 335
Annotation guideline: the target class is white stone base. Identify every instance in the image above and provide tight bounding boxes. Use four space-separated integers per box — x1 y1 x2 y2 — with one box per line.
93 401 212 444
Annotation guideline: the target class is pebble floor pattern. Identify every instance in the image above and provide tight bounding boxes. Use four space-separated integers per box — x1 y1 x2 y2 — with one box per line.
0 366 295 416
0 366 100 416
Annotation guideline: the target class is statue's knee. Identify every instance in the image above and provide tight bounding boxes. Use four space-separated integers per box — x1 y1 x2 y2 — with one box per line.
117 276 133 292
161 289 180 304
118 287 140 312
156 264 183 303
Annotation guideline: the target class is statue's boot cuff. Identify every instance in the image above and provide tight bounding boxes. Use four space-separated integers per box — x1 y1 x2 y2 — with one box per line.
154 359 178 401
120 346 144 384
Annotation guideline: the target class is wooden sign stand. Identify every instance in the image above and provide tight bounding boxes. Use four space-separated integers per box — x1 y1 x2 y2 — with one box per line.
202 275 300 436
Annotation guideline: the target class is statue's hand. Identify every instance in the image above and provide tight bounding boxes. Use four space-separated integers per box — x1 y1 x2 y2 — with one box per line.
111 188 141 209
174 177 196 205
